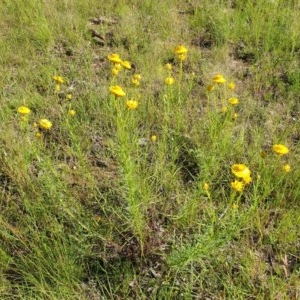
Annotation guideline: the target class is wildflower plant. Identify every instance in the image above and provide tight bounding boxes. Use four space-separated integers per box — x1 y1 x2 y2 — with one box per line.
3 3 300 299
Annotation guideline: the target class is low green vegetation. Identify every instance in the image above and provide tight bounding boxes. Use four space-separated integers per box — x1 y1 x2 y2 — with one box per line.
1 0 300 299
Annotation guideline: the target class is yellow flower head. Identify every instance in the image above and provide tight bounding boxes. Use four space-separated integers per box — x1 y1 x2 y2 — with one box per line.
38 119 52 130
165 63 172 70
107 53 122 64
232 113 238 119
231 164 251 179
207 84 215 92
55 84 61 92
228 97 239 105
282 164 291 173
231 180 244 192
232 203 239 210
151 135 157 143
112 67 119 76
126 99 138 110
132 78 140 86
222 106 228 113
68 109 76 116
133 74 142 81
243 176 252 185
175 45 188 55
165 76 175 85
177 53 187 61
273 144 289 155
109 85 126 97
203 182 210 191
121 60 131 70
114 63 123 71
212 74 226 84
17 106 31 115
227 82 236 90
66 93 72 100
53 76 64 84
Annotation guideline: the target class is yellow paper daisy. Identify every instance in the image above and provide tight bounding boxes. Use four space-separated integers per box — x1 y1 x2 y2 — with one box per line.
53 76 64 84
231 164 251 179
126 99 138 110
17 106 31 115
231 180 244 192
107 53 122 63
39 119 53 130
228 97 239 105
109 85 126 97
150 135 157 142
165 63 172 70
133 74 142 81
175 45 188 55
165 77 175 85
121 60 131 69
273 144 289 155
68 109 76 116
212 74 226 84
207 85 215 92
282 164 291 173
227 82 236 90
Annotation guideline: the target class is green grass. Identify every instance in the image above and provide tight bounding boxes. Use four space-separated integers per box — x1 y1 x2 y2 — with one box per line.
1 0 300 299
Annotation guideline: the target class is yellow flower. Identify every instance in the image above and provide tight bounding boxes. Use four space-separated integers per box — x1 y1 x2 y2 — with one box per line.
107 53 122 63
151 135 157 143
232 113 238 119
231 180 244 192
35 132 42 138
175 45 188 55
232 203 239 210
206 84 215 92
39 119 52 130
131 78 140 86
231 164 251 179
126 99 138 110
203 182 210 191
221 106 228 113
243 176 252 185
165 63 172 70
55 84 61 92
109 85 126 97
165 77 175 85
133 74 142 81
53 76 64 84
177 53 187 61
114 63 123 71
68 109 76 116
17 106 31 115
282 164 291 173
121 60 131 69
66 93 72 100
212 74 226 84
227 82 236 90
273 144 289 155
112 67 119 76
175 45 188 60
228 97 239 105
